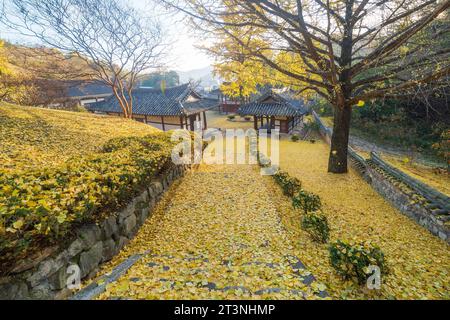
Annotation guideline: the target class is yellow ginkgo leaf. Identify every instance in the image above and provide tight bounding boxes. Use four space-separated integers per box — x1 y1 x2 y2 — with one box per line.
13 219 24 230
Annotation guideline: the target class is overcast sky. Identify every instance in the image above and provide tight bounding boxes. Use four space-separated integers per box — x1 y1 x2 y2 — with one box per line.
0 0 213 72
134 0 214 72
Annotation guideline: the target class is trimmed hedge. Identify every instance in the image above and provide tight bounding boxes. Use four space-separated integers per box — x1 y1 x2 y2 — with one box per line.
292 189 322 214
274 171 302 197
0 133 175 268
301 212 330 243
329 240 387 285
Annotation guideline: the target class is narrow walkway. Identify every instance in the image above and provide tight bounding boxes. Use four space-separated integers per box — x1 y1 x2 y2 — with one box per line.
85 164 327 300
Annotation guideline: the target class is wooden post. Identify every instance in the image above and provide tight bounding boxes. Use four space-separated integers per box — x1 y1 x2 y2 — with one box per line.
161 116 166 131
189 115 195 131
180 116 184 129
203 111 207 130
145 115 148 124
253 116 258 130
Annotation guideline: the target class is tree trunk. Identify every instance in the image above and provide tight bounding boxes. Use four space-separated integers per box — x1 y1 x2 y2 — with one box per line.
328 0 354 174
328 103 352 173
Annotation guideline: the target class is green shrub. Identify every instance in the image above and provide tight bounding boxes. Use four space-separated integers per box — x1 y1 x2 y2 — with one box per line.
227 115 236 120
274 171 302 197
0 133 175 270
305 121 320 132
291 134 300 142
329 240 387 285
292 189 322 214
274 170 289 185
302 212 330 243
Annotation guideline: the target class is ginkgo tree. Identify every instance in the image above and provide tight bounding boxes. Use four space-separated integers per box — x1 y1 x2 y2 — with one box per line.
0 41 11 101
0 41 29 103
202 7 274 101
161 0 450 173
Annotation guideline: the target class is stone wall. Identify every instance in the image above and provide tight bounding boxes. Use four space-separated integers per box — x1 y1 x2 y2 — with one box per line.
312 111 449 244
0 164 191 300
312 111 332 145
366 166 449 243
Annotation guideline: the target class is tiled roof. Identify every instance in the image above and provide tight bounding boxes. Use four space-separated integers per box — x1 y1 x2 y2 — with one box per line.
238 102 304 117
66 80 112 98
238 89 308 117
183 98 219 114
89 84 218 116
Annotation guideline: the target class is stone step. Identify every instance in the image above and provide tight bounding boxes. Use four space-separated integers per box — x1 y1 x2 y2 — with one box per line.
136 253 328 298
76 252 329 300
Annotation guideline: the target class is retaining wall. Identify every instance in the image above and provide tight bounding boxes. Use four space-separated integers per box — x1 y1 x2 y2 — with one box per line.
312 111 449 243
0 164 191 300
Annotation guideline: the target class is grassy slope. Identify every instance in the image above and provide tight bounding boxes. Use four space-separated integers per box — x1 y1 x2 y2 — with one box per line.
0 103 167 271
0 103 159 172
269 139 449 299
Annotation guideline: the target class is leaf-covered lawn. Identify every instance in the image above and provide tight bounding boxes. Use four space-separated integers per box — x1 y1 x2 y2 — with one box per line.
206 110 254 130
0 103 169 272
0 103 159 172
381 155 450 197
271 139 449 299
95 164 328 300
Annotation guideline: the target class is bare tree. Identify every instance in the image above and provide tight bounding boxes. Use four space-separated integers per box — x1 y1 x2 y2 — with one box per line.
1 0 166 118
159 0 450 173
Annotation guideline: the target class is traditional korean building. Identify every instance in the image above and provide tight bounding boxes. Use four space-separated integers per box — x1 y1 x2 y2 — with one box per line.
238 89 309 134
66 80 113 106
209 85 242 114
88 84 219 131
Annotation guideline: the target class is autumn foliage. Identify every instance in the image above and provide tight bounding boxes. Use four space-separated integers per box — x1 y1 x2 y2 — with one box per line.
0 105 174 272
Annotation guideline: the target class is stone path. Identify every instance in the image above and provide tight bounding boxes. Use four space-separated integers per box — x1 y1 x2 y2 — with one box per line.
78 164 328 300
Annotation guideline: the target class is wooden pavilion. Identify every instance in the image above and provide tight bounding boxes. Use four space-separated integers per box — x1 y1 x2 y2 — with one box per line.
237 90 309 134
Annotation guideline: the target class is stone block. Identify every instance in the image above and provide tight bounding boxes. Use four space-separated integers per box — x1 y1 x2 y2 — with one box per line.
137 208 150 226
120 214 137 237
77 224 101 249
0 281 30 300
49 266 69 291
67 239 84 258
151 181 163 196
118 201 136 223
101 216 119 240
102 239 117 262
27 257 65 287
30 281 53 300
79 242 103 278
116 236 130 251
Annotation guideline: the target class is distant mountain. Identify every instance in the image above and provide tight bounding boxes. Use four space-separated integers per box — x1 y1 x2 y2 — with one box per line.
177 66 220 89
